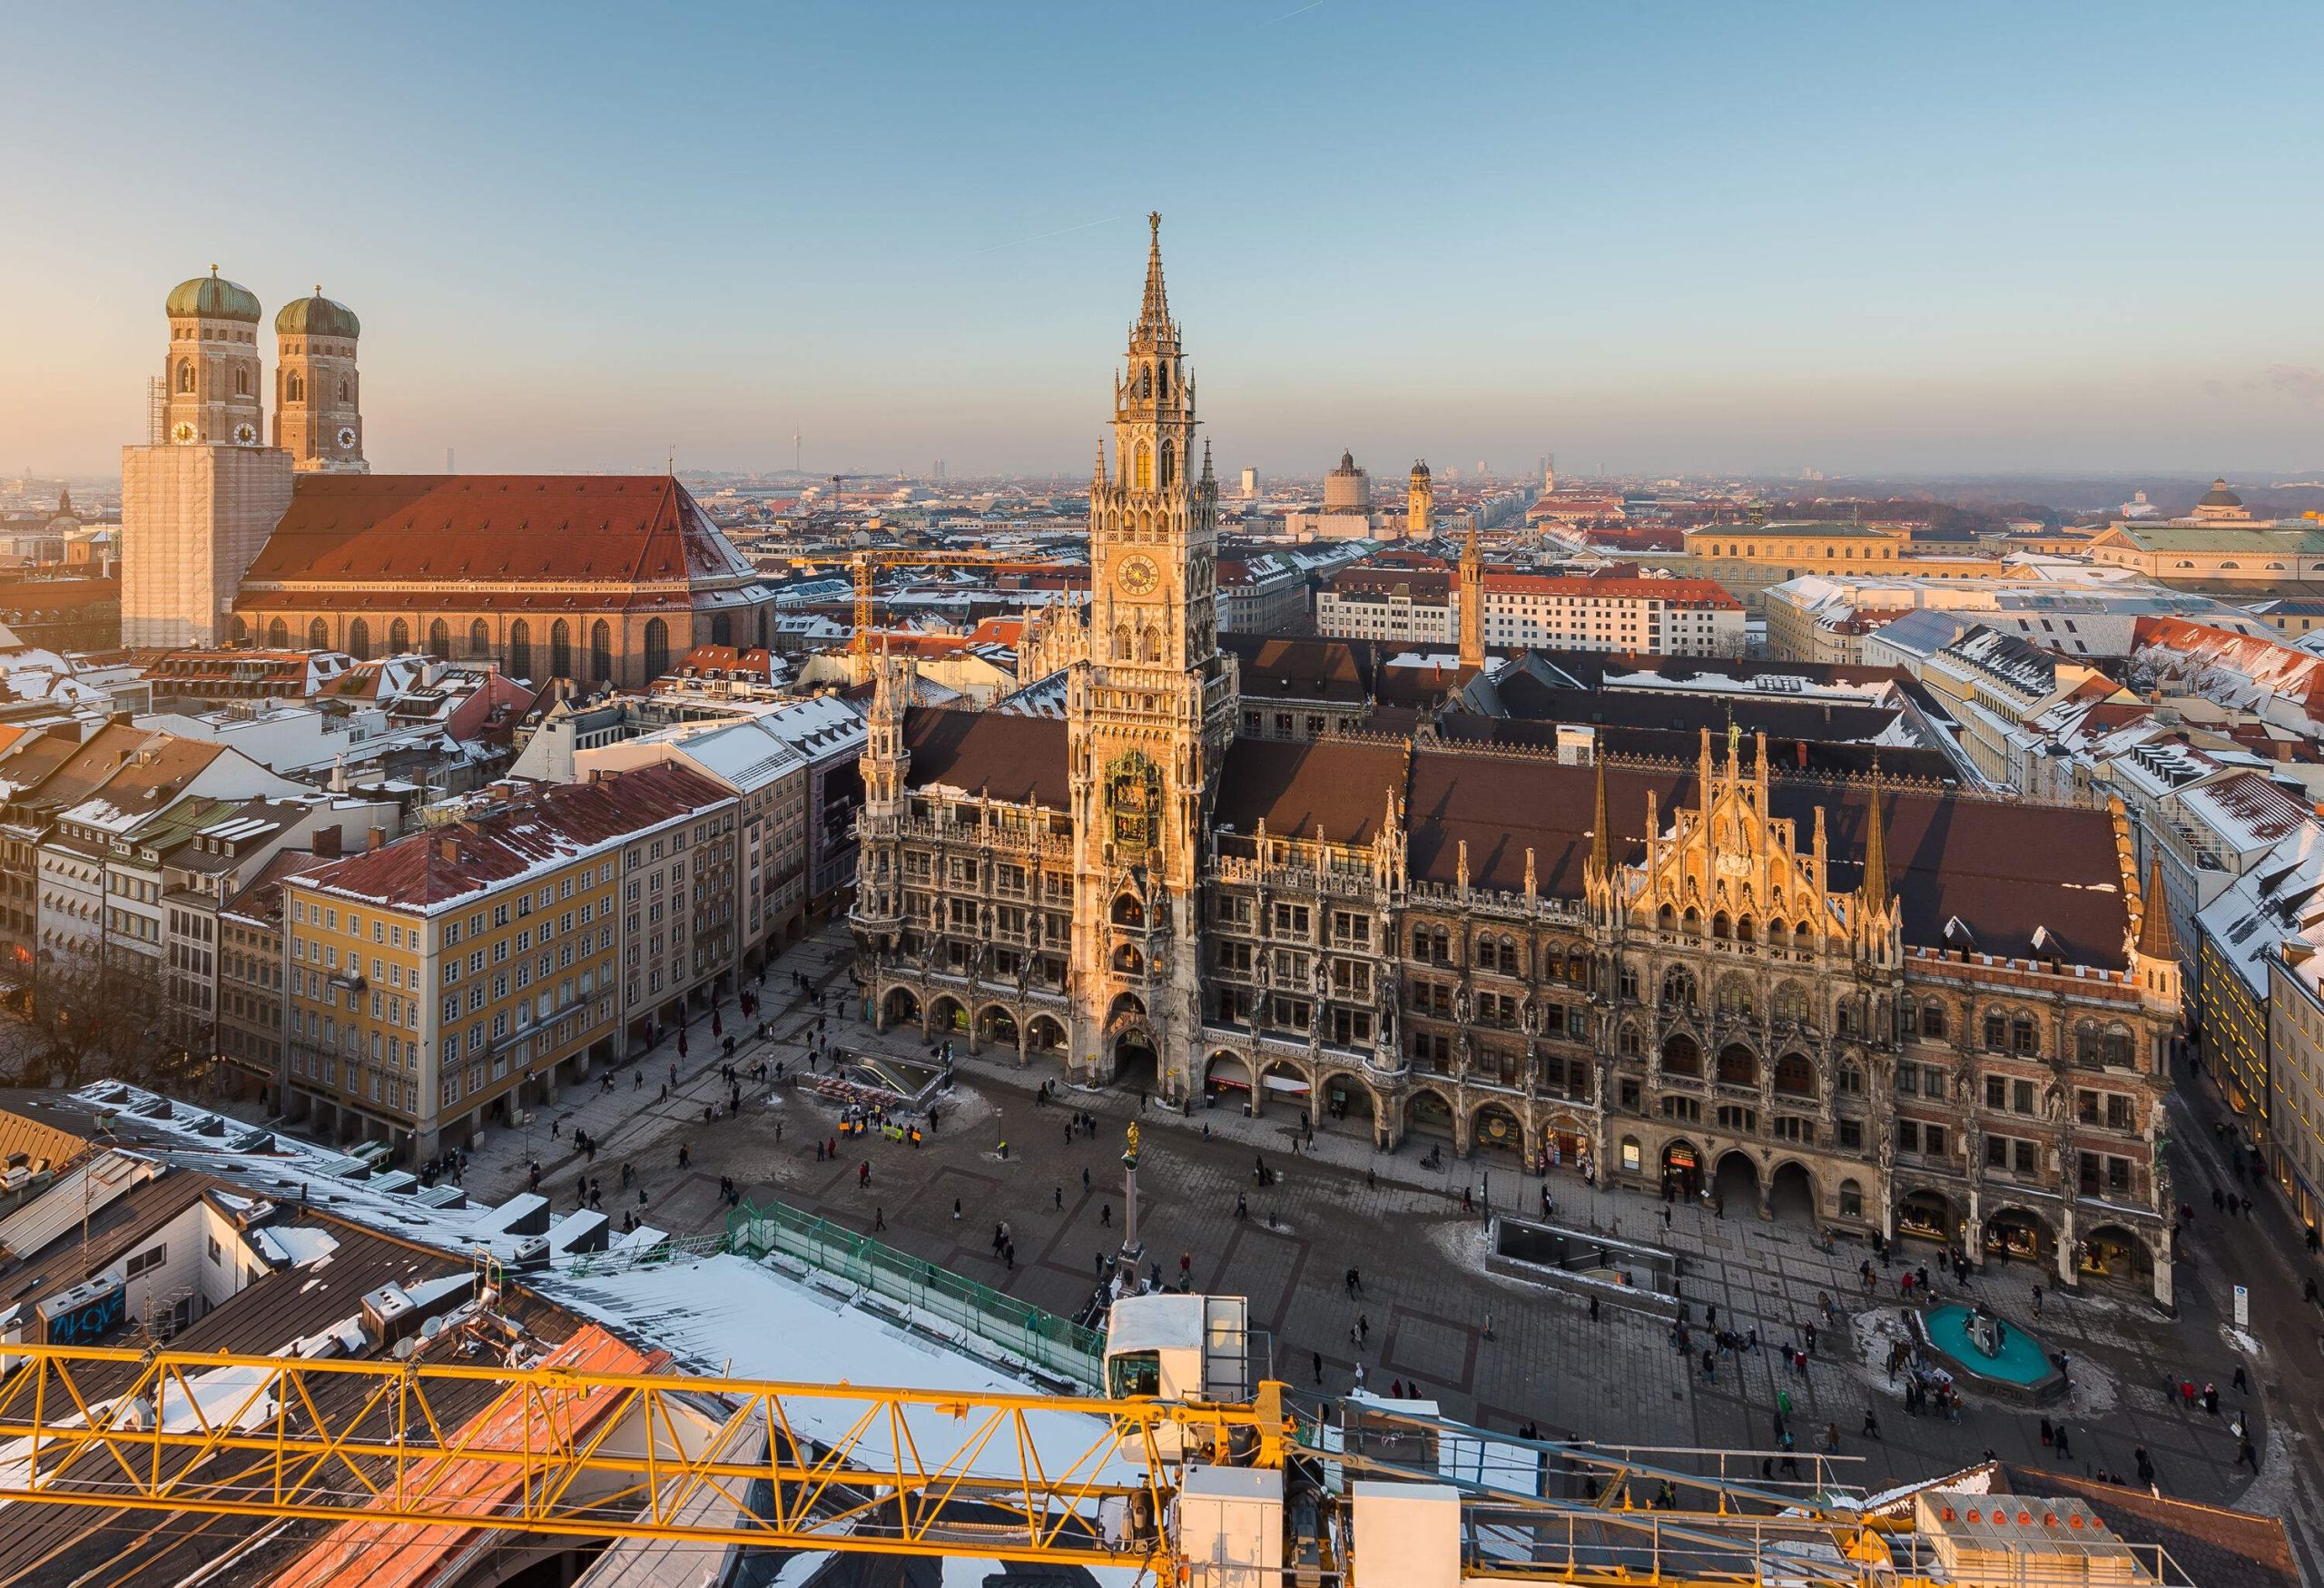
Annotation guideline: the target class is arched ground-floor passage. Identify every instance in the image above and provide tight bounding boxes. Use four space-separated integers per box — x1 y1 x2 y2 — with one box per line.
1025 1013 1068 1060
1204 1050 1254 1107
1711 1149 1758 1216
1768 1159 1817 1224
973 1003 1017 1054
1316 1070 1379 1141
1661 1139 1703 1200
1983 1206 2056 1268
1540 1112 1591 1175
1404 1088 1456 1144
880 986 922 1031
2077 1223 2156 1292
1472 1101 1525 1155
1896 1188 1958 1246
1255 1058 1311 1117
927 994 969 1042
1112 1030 1158 1092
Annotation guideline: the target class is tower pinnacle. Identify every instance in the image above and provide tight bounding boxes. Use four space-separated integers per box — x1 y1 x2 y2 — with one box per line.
1862 759 1890 915
1135 212 1173 348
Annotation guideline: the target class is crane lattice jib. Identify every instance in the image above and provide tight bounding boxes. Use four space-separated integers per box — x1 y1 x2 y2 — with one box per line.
849 551 1080 654
0 1344 1276 1567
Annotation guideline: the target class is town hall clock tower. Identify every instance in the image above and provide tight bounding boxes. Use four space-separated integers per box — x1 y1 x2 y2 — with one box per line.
1065 215 1238 1094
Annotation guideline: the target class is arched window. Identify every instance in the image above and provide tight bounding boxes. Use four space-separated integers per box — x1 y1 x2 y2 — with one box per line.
1681 907 1701 935
644 617 670 678
590 620 613 680
1712 912 1730 941
2102 1027 2132 1068
1661 969 1697 1011
1113 625 1131 660
711 613 732 647
549 619 572 678
1498 938 1521 976
229 616 248 646
1138 626 1160 662
1735 916 1754 944
1160 440 1176 488
234 367 249 396
1134 442 1152 490
2074 1020 2101 1065
428 619 451 660
2010 1013 2037 1055
1661 1034 1701 1076
175 360 194 394
1774 1054 1817 1097
1717 1043 1757 1085
1619 1022 1641 1057
1773 981 1809 1024
1922 1001 1946 1040
389 618 410 654
347 617 371 660
1716 975 1754 1017
266 618 289 648
1139 365 1153 399
338 379 349 403
507 619 532 679
1157 361 1170 398
286 373 304 402
1111 893 1147 928
307 617 329 649
468 619 491 656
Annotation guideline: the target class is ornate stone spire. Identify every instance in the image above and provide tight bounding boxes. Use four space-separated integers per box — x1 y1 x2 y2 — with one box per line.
1861 760 1890 915
1134 212 1173 349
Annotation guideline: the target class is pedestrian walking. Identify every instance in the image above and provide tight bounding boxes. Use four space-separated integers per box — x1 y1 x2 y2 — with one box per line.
873 1208 885 1232
1082 1167 1091 1192
953 1197 961 1221
2233 1365 2248 1394
1312 1351 1324 1386
1589 1294 1600 1322
1055 1186 1064 1210
1354 1363 1366 1392
1101 1203 1112 1228
1863 1410 1879 1439
1358 1313 1370 1343
858 1161 871 1188
1235 1192 1248 1220
677 1143 690 1169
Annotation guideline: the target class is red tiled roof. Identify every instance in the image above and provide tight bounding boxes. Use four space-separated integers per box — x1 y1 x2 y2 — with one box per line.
1482 572 1741 607
237 475 760 607
1215 737 1407 844
295 760 731 910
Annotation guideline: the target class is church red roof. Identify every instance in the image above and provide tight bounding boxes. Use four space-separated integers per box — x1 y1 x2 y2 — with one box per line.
236 475 761 607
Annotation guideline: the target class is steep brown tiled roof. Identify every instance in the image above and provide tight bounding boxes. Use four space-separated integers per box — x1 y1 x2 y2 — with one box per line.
297 761 731 912
902 709 1071 809
1400 749 2132 967
1214 737 1406 845
2137 855 2180 959
238 475 757 608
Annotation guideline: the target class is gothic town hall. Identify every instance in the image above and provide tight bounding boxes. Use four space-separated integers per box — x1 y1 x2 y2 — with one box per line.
850 219 2183 1307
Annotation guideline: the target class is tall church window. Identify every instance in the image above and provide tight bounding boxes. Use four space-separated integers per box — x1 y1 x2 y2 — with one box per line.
176 360 194 394
507 619 533 679
468 619 491 656
339 379 350 403
1139 366 1152 399
1138 626 1159 662
428 619 451 660
1134 442 1152 490
287 373 304 403
1160 440 1175 488
590 620 613 680
308 617 330 649
1113 625 1131 661
711 613 732 647
1157 361 1169 398
644 618 670 679
234 367 250 397
550 619 572 678
389 618 411 654
230 616 248 646
347 617 371 661
266 618 289 648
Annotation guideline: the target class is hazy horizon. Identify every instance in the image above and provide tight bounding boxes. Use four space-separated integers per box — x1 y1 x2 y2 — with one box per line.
6 2 2320 482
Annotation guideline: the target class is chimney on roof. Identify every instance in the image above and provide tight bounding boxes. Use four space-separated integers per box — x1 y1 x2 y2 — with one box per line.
313 826 342 859
438 835 461 864
367 826 386 853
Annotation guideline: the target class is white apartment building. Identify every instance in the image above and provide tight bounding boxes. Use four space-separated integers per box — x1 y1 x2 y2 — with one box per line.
1477 573 1743 657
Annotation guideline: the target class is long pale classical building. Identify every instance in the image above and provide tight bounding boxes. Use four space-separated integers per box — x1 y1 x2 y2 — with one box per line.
852 220 2185 1306
122 271 777 683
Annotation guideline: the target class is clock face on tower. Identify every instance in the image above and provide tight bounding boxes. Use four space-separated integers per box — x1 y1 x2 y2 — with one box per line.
171 422 195 444
233 423 257 445
1116 555 1159 596
336 427 358 450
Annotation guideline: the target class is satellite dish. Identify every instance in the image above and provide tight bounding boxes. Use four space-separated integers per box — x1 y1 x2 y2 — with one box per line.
420 1317 445 1339
393 1338 416 1360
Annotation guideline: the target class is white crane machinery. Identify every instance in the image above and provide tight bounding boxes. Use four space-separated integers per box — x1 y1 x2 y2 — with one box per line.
0 1292 2194 1587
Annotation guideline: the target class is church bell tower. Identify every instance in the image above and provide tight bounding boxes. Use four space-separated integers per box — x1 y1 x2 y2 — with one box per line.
1065 215 1238 1096
273 289 368 471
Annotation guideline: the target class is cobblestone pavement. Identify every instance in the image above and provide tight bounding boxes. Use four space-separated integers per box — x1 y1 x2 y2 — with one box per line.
456 923 2309 1538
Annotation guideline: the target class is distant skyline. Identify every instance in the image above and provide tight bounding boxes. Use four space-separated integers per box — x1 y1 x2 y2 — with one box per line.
5 2 2321 481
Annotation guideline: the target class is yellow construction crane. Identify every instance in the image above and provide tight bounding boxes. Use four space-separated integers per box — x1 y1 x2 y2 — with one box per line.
0 1341 2193 1585
849 548 1079 656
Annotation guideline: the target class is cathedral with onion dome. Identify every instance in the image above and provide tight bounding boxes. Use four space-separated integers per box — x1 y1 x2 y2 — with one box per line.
121 271 778 685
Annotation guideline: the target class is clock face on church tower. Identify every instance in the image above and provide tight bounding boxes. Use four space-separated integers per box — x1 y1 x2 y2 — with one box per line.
336 427 358 450
171 422 195 444
1115 554 1158 596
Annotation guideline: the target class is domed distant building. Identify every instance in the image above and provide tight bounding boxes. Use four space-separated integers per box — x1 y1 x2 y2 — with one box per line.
1322 448 1371 512
1406 459 1433 539
2190 477 2257 525
1286 449 1383 540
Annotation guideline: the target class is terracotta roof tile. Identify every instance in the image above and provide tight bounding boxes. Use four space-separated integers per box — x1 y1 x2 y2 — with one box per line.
902 709 1071 808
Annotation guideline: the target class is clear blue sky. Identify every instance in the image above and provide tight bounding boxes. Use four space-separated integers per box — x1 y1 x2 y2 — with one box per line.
6 1 2321 481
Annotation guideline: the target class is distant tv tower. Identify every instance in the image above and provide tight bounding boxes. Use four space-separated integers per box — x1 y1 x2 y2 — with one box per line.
445 446 456 474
